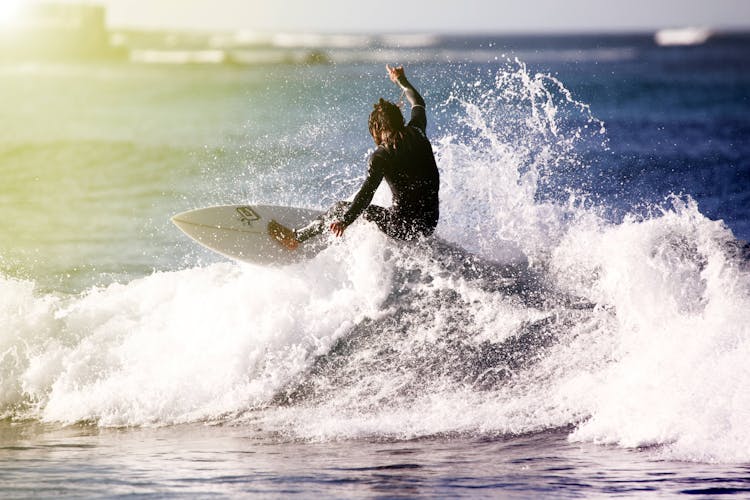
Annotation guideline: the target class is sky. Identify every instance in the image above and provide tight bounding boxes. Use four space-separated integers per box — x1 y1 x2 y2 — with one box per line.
36 0 750 33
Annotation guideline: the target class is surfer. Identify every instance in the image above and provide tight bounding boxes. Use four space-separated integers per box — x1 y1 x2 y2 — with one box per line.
269 64 439 250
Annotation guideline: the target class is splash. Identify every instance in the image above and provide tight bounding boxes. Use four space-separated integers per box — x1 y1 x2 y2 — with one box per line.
554 197 750 463
1 62 749 465
436 59 607 264
0 234 392 426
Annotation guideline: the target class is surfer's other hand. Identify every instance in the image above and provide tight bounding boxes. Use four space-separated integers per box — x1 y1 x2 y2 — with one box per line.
330 221 346 237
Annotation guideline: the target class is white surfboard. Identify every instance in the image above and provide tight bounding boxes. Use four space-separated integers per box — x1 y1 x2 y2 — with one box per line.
172 204 326 265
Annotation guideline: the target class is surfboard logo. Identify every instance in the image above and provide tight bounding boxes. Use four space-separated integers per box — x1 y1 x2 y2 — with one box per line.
236 206 260 226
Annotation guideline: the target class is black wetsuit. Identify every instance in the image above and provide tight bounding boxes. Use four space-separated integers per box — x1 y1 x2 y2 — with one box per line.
297 75 439 241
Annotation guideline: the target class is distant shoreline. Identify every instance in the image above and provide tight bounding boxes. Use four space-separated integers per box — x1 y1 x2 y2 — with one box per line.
2 27 749 65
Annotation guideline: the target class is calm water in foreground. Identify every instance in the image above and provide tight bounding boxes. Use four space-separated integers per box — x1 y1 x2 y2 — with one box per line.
2 423 750 498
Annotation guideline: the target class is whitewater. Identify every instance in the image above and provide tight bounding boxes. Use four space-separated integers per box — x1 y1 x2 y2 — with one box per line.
2 55 749 480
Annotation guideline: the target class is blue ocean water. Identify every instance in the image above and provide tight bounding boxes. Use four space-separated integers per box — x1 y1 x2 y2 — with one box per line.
1 33 749 496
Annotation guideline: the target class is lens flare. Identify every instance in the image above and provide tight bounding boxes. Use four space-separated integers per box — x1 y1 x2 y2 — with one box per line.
0 0 25 27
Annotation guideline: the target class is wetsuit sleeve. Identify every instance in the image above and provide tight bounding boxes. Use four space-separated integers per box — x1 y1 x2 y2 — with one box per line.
340 152 385 226
397 75 426 133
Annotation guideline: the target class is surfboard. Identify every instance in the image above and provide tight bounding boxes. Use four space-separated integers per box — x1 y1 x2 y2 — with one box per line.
172 204 326 265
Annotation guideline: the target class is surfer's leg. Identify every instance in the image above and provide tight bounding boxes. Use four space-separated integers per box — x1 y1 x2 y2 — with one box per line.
295 201 352 243
361 205 392 234
363 206 413 239
363 207 434 241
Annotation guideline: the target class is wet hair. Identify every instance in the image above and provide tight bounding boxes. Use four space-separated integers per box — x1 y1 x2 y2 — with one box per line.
369 98 405 148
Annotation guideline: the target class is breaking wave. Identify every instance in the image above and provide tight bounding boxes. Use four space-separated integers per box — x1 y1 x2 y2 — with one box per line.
1 61 748 464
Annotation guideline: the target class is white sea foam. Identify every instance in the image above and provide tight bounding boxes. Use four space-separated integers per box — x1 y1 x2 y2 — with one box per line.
655 27 712 47
271 33 373 49
555 198 750 463
130 49 226 65
378 33 441 48
1 231 393 426
323 47 637 66
1 61 749 464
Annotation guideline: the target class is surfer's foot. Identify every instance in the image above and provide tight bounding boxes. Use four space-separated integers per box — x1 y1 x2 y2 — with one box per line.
268 220 300 251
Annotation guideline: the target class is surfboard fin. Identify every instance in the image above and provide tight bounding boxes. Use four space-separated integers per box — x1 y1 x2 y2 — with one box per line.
268 220 300 251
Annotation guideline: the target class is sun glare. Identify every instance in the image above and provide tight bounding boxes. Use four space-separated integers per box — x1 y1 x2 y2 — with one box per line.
0 0 26 27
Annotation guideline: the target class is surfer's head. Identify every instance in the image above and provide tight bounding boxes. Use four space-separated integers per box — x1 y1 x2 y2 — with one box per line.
369 98 405 147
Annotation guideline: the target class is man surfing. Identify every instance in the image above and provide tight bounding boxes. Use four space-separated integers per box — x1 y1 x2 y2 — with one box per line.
269 64 439 250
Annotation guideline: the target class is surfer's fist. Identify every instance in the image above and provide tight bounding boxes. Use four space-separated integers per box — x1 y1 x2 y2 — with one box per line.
386 64 405 84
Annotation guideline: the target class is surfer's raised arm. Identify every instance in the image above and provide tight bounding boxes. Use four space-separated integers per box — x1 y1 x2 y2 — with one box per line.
271 64 439 248
386 64 427 133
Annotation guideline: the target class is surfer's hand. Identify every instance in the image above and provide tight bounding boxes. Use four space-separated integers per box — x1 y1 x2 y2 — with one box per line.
330 221 346 237
386 64 405 84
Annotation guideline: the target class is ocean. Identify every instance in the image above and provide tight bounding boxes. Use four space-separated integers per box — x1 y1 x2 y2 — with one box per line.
1 33 749 497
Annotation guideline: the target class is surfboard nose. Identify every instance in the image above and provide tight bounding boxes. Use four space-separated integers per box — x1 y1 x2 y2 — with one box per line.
170 204 325 265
